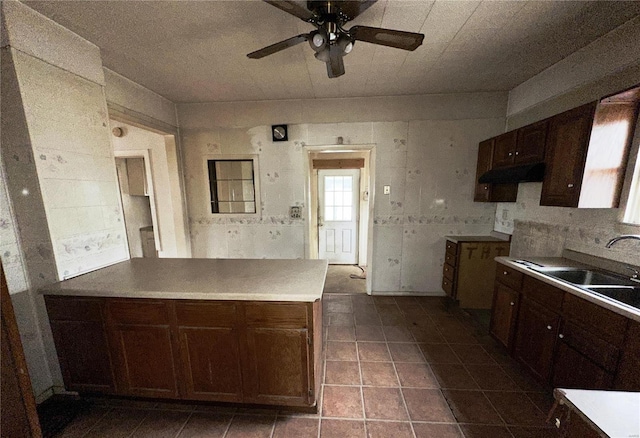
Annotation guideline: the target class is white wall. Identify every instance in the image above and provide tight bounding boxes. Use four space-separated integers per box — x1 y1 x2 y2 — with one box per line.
111 121 190 258
495 16 640 267
178 92 508 294
0 0 128 400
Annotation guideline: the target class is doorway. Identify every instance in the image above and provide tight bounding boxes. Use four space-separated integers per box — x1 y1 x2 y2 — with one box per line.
305 146 375 294
318 168 360 264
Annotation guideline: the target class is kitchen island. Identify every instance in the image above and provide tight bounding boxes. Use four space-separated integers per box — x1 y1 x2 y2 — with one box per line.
41 258 327 410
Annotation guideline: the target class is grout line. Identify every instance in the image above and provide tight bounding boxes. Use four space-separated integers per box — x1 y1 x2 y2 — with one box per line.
221 409 235 438
80 406 113 438
172 411 193 438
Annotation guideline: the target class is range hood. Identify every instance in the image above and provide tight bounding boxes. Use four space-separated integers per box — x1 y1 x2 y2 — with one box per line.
478 162 545 184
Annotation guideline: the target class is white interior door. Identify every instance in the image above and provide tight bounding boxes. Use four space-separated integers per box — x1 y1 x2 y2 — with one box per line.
318 169 359 264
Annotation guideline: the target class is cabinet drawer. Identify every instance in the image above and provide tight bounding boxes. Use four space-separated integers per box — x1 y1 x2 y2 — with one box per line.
442 277 454 296
107 300 170 325
245 302 308 328
522 276 564 312
46 296 103 322
562 293 628 347
442 263 455 281
445 241 457 256
444 252 457 267
495 264 523 290
559 321 620 373
175 301 237 328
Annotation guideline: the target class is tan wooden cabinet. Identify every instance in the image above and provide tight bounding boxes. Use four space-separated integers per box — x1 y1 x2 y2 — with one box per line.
442 238 510 309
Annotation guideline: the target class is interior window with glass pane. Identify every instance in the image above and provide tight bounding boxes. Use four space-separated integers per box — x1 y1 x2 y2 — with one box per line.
324 176 353 221
208 160 256 213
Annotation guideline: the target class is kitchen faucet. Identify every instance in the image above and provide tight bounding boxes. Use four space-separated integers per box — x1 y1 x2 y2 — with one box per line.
605 235 640 248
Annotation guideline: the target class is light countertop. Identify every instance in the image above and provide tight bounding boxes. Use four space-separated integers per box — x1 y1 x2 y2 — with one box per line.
40 258 328 302
496 256 640 322
445 235 510 243
554 388 640 438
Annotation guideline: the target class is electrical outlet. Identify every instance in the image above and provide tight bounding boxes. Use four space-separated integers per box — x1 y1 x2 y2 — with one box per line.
289 206 302 219
383 185 391 195
502 209 509 220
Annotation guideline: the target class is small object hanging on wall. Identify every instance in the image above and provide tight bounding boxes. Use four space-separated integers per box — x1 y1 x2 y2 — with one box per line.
272 124 288 142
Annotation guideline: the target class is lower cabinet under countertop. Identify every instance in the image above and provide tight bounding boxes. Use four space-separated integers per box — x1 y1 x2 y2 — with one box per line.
45 296 323 410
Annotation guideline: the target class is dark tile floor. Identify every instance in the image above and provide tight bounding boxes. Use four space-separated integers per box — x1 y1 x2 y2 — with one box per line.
50 295 560 438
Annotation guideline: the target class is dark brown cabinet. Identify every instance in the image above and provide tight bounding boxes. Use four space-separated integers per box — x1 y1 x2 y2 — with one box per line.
175 302 243 402
473 138 518 203
492 130 519 168
515 120 548 164
106 300 179 398
489 282 520 352
514 296 560 383
615 320 640 390
46 296 322 409
45 297 115 393
540 102 597 207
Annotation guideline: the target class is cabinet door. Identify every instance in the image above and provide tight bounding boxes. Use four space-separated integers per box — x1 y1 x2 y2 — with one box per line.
243 303 311 406
46 297 115 393
552 340 613 390
489 283 519 351
492 130 518 168
515 120 547 165
474 139 493 202
615 320 640 390
107 300 179 398
514 296 559 383
245 328 310 406
176 302 243 402
540 102 597 207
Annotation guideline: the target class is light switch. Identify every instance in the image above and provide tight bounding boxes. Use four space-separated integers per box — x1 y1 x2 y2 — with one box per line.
383 185 391 195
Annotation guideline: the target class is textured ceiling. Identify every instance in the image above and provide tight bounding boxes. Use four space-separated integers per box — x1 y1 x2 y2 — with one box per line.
24 0 640 103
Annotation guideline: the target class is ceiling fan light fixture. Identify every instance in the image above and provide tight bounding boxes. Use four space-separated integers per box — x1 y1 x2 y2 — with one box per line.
337 34 354 55
312 32 325 48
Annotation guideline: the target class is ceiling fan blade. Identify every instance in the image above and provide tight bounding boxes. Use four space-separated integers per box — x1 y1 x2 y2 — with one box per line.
263 0 315 21
350 25 424 51
337 0 378 20
247 34 310 59
326 45 345 78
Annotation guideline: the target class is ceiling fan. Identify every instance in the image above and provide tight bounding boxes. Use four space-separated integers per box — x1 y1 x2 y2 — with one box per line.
247 0 425 78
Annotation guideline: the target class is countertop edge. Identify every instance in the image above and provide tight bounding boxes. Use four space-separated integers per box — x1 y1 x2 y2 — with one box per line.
495 256 640 322
40 289 324 302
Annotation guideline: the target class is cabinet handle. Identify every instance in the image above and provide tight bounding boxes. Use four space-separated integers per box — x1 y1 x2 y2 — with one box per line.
558 334 564 339
503 271 508 275
508 152 513 156
510 301 515 306
515 151 519 156
547 325 552 330
484 186 488 190
567 183 574 188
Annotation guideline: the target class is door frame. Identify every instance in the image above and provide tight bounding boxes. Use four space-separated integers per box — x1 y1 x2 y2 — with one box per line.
113 150 162 254
304 145 376 293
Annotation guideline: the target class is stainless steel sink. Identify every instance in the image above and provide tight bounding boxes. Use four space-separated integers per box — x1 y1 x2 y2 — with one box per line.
584 286 640 310
542 269 638 287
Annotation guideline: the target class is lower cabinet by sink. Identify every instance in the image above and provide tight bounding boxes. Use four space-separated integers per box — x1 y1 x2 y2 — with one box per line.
45 296 322 409
490 261 639 391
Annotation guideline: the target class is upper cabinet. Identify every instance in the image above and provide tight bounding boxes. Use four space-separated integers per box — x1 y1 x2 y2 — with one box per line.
492 131 519 168
474 138 518 203
540 102 598 207
515 120 548 165
541 88 639 208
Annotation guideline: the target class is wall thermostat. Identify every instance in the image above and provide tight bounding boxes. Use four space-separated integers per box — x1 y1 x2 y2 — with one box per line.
272 124 288 142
